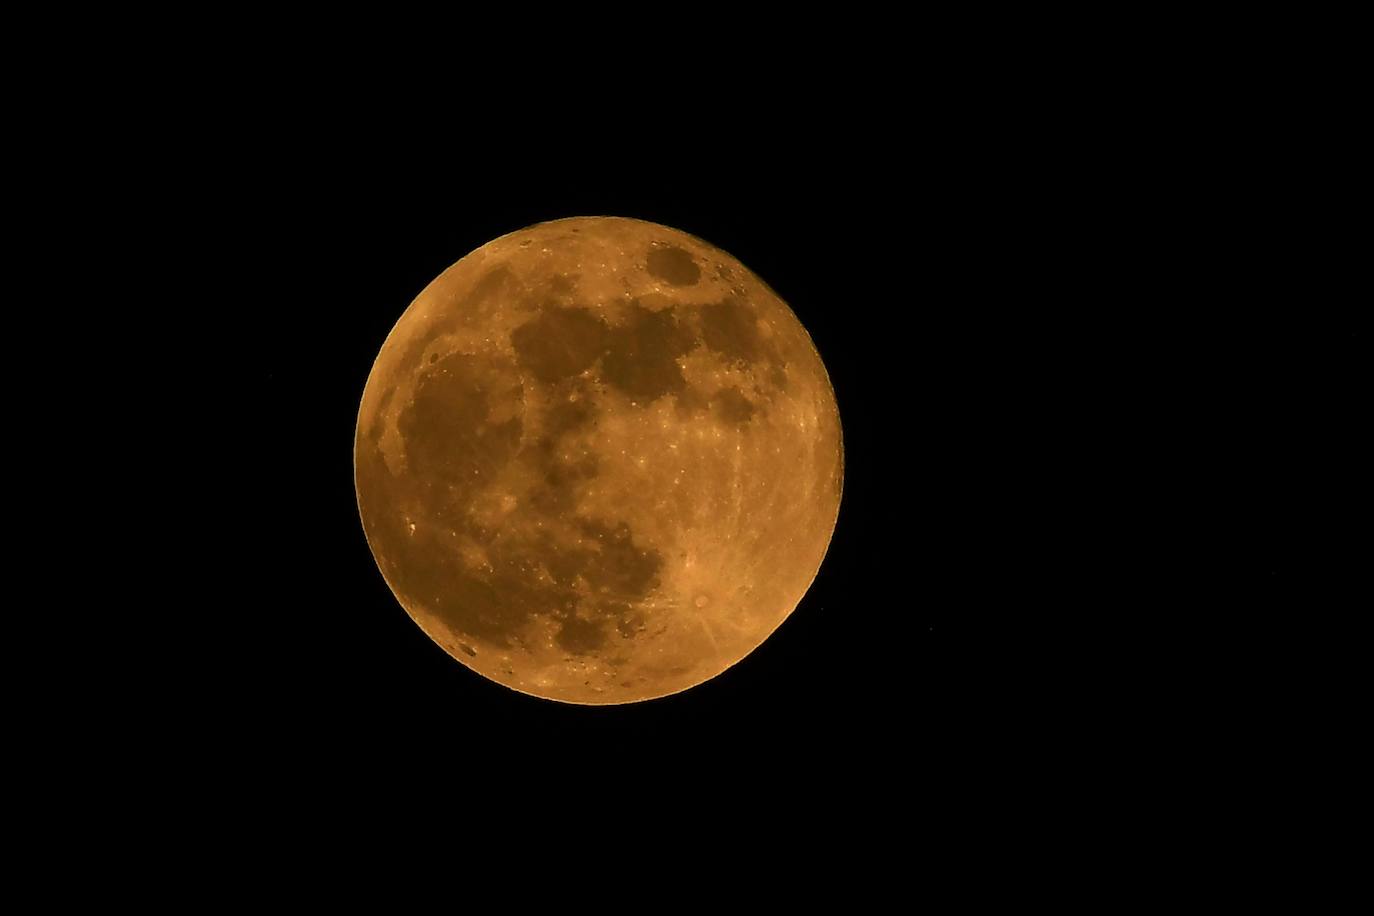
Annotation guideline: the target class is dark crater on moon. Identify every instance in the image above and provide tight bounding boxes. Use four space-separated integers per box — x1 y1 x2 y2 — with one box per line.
699 298 763 365
645 245 701 286
511 300 701 407
711 386 756 425
511 307 608 383
600 304 696 402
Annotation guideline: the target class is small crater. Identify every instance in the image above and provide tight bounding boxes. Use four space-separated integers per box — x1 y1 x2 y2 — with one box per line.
646 246 701 286
700 298 764 365
457 642 477 657
711 387 756 425
555 616 608 655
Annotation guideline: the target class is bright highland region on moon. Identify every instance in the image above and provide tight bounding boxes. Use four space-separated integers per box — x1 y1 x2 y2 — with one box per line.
355 217 842 704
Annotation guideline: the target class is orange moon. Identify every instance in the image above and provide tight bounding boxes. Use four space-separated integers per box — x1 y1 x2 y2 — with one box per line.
354 217 842 704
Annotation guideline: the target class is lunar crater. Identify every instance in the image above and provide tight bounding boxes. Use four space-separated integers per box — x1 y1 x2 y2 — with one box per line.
645 245 702 286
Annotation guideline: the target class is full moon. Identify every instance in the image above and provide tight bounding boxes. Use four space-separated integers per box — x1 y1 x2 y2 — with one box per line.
354 217 842 704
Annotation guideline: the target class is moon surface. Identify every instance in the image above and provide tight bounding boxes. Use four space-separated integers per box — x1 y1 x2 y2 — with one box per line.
355 217 842 704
